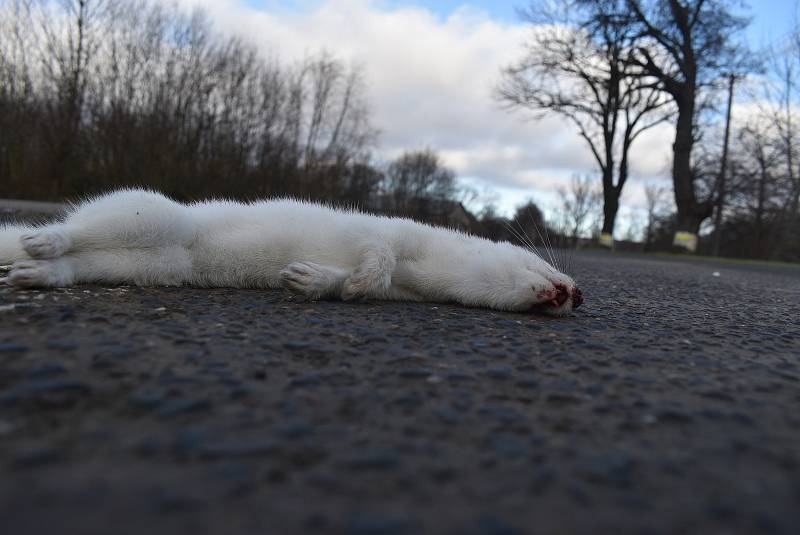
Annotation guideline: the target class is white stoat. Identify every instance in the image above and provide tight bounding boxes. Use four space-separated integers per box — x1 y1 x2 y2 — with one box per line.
0 189 583 315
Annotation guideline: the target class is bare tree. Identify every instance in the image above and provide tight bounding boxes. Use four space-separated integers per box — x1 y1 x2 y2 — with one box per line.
757 33 800 252
0 0 37 192
295 55 375 181
34 0 110 195
0 0 378 203
508 200 550 248
623 212 645 242
498 0 670 237
382 149 458 214
644 183 668 247
718 119 790 259
739 124 782 257
558 174 603 245
623 0 750 237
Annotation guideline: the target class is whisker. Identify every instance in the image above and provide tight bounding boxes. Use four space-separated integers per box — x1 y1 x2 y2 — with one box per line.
561 222 570 274
529 214 559 271
505 217 547 263
531 221 557 270
504 222 530 251
556 224 566 274
503 220 540 259
512 219 534 250
514 218 547 262
502 219 528 249
540 215 560 272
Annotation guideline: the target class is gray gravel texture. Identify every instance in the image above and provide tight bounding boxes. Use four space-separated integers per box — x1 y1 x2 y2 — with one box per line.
1 249 799 535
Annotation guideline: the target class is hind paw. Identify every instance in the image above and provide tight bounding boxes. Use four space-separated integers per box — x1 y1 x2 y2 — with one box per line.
280 261 344 299
341 268 391 301
7 259 74 288
21 231 72 259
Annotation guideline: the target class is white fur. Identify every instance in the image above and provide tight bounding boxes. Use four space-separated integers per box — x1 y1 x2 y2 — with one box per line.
0 189 580 314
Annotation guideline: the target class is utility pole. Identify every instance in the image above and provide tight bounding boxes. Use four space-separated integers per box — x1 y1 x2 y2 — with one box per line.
712 73 736 257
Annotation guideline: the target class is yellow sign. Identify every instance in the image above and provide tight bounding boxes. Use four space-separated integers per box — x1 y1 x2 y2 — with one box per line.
673 231 698 252
599 233 614 248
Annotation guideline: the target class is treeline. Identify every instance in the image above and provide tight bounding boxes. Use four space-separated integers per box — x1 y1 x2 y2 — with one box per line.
695 96 800 260
499 0 800 262
0 0 468 223
643 72 800 261
3 0 798 261
0 0 380 202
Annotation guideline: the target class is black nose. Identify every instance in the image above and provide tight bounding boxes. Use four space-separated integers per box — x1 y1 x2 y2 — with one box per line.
572 287 583 309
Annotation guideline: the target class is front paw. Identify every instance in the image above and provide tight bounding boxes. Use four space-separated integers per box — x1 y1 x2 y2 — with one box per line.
21 231 71 259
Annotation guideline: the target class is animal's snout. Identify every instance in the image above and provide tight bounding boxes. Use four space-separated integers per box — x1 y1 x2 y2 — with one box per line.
571 287 583 309
537 284 583 312
553 284 569 307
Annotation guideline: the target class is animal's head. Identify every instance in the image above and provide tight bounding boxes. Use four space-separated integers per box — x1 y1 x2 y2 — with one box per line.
459 240 583 315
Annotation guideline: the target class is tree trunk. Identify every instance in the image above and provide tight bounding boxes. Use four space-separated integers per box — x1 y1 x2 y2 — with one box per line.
603 137 631 237
672 98 698 233
601 194 619 235
671 94 712 234
602 163 622 236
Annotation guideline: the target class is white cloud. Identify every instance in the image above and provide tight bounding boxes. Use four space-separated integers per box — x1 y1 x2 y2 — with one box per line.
170 0 674 212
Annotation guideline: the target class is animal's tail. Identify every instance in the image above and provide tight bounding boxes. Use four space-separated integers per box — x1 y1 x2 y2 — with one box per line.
0 224 30 265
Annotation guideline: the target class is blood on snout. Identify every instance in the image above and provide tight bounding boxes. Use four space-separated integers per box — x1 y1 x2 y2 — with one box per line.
553 285 569 307
533 284 583 311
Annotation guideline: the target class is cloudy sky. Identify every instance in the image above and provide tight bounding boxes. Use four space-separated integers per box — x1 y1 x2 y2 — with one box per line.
174 0 795 228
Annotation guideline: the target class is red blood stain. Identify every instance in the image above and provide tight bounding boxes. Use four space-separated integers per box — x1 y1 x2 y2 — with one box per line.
553 285 569 307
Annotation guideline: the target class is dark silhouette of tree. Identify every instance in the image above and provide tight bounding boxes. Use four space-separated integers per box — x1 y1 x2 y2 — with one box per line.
757 35 800 258
0 0 377 203
382 149 457 211
508 200 548 247
622 0 750 235
498 0 670 237
557 174 603 244
643 183 669 248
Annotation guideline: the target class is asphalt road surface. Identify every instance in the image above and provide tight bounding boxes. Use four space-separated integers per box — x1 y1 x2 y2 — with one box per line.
1 250 798 535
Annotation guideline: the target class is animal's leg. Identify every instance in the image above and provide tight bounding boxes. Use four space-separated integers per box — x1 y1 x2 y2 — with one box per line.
5 246 192 288
279 261 350 299
20 190 195 259
4 258 75 287
19 231 72 260
341 244 396 301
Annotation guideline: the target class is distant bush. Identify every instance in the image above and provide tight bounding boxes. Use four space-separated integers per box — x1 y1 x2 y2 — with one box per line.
0 0 376 203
